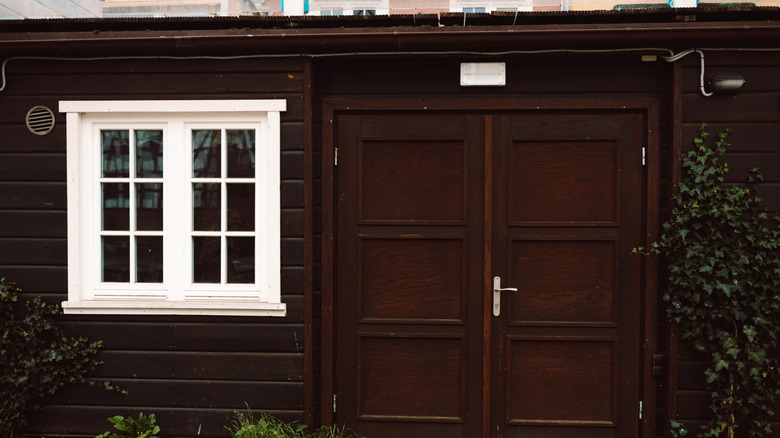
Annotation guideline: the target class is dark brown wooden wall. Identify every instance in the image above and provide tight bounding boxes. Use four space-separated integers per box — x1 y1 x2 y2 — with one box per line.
0 57 307 437
674 51 780 437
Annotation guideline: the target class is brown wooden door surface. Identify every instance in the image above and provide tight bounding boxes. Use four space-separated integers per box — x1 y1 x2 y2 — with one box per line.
335 110 644 438
490 113 643 438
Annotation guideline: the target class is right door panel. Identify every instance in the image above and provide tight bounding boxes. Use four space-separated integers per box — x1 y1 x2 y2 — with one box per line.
492 113 644 438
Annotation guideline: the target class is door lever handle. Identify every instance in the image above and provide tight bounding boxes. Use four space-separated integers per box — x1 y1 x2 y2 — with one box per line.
493 276 518 316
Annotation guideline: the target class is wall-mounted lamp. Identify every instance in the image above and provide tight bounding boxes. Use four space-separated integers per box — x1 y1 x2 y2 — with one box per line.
708 72 746 93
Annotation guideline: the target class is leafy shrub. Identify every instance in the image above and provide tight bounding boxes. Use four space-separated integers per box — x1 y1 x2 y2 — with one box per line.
96 412 161 438
0 278 109 437
227 408 360 438
647 128 780 437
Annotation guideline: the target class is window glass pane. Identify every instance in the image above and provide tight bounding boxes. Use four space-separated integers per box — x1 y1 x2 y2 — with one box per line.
102 183 129 230
228 237 254 284
193 236 220 283
193 183 221 231
102 236 129 282
136 183 163 231
136 236 163 283
227 129 255 178
102 130 129 178
192 129 221 178
136 130 163 178
227 184 254 231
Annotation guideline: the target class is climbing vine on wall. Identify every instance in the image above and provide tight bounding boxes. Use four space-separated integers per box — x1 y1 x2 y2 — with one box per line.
0 278 114 437
645 127 780 437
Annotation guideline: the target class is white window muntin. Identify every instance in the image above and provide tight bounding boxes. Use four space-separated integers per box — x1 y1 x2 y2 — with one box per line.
62 100 285 316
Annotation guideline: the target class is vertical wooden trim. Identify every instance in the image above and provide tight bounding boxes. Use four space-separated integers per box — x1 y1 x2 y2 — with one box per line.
643 98 661 438
665 61 685 438
482 115 493 438
303 57 315 428
320 99 336 426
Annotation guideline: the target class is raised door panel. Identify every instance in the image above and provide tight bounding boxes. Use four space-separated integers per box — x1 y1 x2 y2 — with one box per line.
357 335 465 421
506 338 617 425
359 237 466 323
509 140 618 225
359 140 467 224
507 239 617 326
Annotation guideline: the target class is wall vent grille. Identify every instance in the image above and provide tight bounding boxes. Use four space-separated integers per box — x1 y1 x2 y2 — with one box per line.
26 105 55 136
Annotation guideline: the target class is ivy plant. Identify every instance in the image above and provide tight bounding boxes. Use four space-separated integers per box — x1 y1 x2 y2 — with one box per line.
645 127 780 437
0 278 111 437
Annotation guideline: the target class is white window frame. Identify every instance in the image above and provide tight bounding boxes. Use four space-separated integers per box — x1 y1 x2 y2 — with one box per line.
60 100 287 316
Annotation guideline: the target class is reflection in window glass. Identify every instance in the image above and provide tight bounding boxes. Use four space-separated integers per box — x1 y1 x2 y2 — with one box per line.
136 130 163 178
136 183 163 231
102 130 129 178
228 237 254 284
227 129 256 178
192 130 221 178
136 236 163 283
102 183 129 231
193 236 221 283
227 184 255 231
193 183 221 231
102 236 129 282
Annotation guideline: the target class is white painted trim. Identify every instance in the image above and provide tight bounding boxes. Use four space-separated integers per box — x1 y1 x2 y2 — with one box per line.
62 300 287 316
59 99 286 114
66 111 83 304
61 99 286 316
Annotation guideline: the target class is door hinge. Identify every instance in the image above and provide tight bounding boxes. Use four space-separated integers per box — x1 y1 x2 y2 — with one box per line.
652 353 667 378
333 394 337 413
639 400 643 420
334 147 339 166
642 147 647 166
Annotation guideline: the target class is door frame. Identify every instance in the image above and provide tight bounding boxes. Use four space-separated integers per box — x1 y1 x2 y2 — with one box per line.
321 96 660 437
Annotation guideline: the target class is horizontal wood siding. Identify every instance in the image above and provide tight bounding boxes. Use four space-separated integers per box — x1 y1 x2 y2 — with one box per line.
0 57 307 437
675 51 780 437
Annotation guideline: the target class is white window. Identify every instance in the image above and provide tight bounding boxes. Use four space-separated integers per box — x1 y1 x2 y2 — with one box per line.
60 100 286 316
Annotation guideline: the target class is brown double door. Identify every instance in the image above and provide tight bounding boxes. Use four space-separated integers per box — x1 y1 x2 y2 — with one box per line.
335 109 644 438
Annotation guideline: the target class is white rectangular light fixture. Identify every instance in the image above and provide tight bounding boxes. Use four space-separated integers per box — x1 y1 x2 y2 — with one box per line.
460 62 506 87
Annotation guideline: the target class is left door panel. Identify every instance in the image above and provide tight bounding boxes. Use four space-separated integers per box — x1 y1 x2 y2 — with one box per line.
335 113 486 438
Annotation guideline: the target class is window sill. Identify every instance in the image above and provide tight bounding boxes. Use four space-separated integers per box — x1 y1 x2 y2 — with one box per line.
61 300 287 317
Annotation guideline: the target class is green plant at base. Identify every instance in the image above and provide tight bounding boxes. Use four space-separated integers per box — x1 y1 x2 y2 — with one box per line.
0 278 113 437
642 127 780 437
227 406 361 438
96 412 161 438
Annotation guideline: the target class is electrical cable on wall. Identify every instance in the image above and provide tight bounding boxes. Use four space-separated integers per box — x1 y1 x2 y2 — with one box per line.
2 47 780 96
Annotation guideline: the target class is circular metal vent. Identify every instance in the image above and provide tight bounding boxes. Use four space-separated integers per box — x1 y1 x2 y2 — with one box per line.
26 105 55 136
